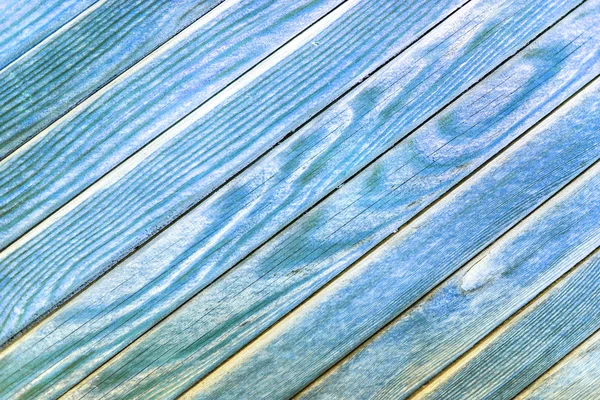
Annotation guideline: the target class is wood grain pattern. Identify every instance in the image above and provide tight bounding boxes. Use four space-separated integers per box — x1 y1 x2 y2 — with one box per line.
0 0 97 71
0 0 595 397
0 0 470 349
47 2 598 398
0 0 228 160
180 60 600 400
300 99 600 399
0 0 346 251
517 330 600 400
0 0 595 398
413 249 600 400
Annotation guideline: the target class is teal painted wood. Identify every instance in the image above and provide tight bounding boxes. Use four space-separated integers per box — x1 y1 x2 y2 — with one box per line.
0 0 229 160
0 0 346 252
0 0 472 348
0 0 477 394
0 0 97 71
299 95 600 399
414 252 600 399
0 0 598 397
49 3 600 399
518 330 600 400
180 63 600 400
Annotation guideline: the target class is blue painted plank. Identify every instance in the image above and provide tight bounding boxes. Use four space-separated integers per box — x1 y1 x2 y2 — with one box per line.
0 0 470 348
45 2 600 398
0 0 97 71
179 67 600 400
518 330 600 400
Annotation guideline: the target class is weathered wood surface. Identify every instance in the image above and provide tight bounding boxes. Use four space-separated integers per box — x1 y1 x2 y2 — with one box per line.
179 58 600 399
0 0 97 71
300 98 600 399
0 0 347 251
45 2 598 398
1 0 597 397
0 0 475 347
517 330 600 400
1 1 584 397
412 247 600 399
0 0 227 160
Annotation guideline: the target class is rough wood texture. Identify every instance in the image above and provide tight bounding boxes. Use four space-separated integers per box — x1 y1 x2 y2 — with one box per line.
0 0 469 349
1 0 597 397
517 331 600 400
413 245 600 399
0 0 346 251
300 88 600 399
0 0 96 70
50 2 595 398
180 57 600 400
0 0 476 395
0 0 226 160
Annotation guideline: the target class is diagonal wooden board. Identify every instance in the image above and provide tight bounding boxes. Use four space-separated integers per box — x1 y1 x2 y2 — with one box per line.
300 103 600 399
1 0 596 398
22 1 597 398
0 0 600 398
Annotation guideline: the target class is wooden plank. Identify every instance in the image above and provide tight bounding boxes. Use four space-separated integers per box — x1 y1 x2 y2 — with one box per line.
517 330 600 400
0 0 230 160
0 0 97 70
45 3 600 399
0 0 475 346
412 252 600 399
300 116 600 399
0 0 348 250
177 67 600 400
